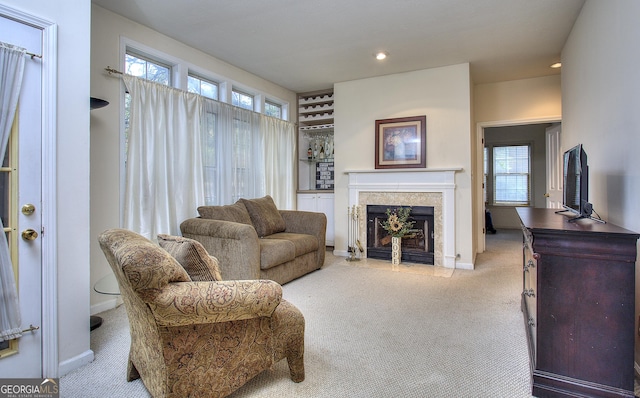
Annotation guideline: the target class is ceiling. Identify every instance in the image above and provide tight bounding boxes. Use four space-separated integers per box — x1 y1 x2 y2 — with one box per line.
92 0 585 93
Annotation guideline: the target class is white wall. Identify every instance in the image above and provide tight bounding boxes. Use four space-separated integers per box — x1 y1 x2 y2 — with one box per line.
90 6 297 313
475 75 562 123
473 75 562 248
562 0 640 228
560 0 640 365
2 0 92 375
334 64 474 267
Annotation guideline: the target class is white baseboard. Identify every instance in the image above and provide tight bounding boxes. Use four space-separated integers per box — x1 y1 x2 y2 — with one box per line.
58 349 94 377
90 297 119 316
455 261 474 270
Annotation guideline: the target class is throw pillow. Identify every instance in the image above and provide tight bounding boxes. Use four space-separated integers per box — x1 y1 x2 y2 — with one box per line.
157 234 223 281
197 202 252 225
239 195 286 237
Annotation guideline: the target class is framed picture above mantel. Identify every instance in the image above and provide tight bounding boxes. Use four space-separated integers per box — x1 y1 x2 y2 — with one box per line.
374 115 426 169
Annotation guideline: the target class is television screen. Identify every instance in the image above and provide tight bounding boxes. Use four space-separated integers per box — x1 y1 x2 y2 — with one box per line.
562 144 589 217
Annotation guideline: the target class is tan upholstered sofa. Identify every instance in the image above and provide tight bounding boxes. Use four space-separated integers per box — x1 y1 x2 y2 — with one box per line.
98 228 305 398
180 195 326 285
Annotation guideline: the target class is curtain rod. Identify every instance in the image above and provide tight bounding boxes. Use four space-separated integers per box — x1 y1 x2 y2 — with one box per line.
105 66 123 75
103 65 293 124
26 51 41 59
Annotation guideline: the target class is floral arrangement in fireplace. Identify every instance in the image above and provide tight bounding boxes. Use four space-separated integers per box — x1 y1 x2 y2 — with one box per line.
379 207 415 238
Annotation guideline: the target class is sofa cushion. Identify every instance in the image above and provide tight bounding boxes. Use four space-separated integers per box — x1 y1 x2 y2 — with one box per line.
258 239 295 270
157 234 222 281
197 201 252 225
264 232 319 257
239 195 286 237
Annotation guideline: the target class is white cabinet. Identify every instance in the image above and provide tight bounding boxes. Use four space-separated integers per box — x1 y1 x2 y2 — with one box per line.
297 193 334 246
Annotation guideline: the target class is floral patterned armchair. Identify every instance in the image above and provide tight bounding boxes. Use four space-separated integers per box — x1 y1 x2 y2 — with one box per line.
98 229 305 398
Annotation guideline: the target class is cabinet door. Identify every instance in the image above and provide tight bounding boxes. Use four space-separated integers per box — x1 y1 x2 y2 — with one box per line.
296 193 316 212
316 194 334 246
297 193 334 246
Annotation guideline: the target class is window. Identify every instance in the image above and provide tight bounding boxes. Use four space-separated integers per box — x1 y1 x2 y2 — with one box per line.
125 53 170 85
120 41 294 216
124 51 173 156
232 89 254 111
188 74 218 100
493 145 530 205
264 100 282 118
202 111 217 204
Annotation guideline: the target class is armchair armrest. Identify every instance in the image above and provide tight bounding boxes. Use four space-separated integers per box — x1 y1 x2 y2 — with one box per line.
148 279 282 327
180 218 261 280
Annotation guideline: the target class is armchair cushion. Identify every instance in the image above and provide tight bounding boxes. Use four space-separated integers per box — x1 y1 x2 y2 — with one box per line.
239 195 286 237
197 201 252 225
157 234 222 281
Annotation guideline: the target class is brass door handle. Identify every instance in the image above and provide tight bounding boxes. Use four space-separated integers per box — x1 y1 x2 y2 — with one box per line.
21 229 38 241
21 203 36 215
544 193 550 198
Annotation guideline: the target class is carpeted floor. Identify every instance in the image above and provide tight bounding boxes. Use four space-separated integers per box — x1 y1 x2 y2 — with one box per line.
62 230 535 397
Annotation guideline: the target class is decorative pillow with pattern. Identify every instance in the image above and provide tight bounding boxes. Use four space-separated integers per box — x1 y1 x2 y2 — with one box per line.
157 234 223 281
239 195 286 237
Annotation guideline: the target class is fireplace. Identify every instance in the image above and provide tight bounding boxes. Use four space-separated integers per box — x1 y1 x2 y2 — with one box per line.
347 168 461 268
366 205 435 264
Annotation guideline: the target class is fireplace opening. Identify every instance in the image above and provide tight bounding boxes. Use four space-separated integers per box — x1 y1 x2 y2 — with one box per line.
366 205 435 264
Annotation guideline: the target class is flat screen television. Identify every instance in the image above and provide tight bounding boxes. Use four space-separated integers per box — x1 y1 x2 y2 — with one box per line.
562 144 592 219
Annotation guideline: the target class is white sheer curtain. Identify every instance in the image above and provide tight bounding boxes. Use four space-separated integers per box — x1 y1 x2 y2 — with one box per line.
0 42 26 342
201 99 265 205
262 116 296 209
123 75 296 233
123 75 205 239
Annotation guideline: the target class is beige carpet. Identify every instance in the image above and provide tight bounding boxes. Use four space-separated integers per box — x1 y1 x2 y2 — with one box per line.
61 230 535 397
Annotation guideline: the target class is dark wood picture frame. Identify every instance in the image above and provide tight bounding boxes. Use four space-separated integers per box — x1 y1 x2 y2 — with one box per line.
374 115 426 169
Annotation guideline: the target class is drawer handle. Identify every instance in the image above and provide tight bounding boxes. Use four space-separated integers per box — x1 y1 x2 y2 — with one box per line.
523 288 536 297
523 260 534 272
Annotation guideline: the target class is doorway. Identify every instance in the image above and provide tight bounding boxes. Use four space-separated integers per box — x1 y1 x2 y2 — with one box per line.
476 119 561 253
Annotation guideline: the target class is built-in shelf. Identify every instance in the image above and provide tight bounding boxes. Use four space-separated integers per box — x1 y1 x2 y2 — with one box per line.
298 90 334 192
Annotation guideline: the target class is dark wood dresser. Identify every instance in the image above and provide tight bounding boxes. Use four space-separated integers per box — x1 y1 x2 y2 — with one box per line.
516 207 639 398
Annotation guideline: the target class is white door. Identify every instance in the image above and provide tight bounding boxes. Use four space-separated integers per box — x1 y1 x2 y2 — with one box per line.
0 15 43 377
545 124 563 209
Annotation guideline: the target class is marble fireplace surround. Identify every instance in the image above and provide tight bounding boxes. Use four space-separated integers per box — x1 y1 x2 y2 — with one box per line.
346 168 461 268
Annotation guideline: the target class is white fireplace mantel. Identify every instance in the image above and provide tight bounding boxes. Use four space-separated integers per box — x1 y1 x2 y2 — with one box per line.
346 168 462 268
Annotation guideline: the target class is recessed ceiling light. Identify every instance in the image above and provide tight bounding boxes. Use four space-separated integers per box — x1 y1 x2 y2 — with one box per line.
550 62 562 69
375 52 388 61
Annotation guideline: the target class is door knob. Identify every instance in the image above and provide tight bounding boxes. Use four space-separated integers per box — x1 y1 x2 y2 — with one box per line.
544 193 550 198
21 229 38 241
21 203 36 215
